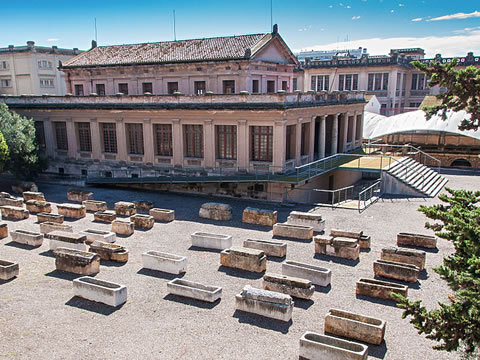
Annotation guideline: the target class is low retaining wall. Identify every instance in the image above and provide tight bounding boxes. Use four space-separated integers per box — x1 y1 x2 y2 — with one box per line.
373 259 419 283
142 251 187 274
273 223 313 240
381 247 426 270
282 260 331 287
314 236 360 260
263 273 314 299
356 278 408 301
0 259 19 281
10 229 43 247
114 201 136 216
83 200 107 212
167 278 222 303
191 232 232 250
40 222 72 234
397 232 437 249
53 247 100 275
220 247 266 273
242 207 277 226
89 241 128 262
37 212 64 224
73 276 127 307
150 208 175 222
299 332 368 360
46 231 87 251
243 239 287 258
0 205 29 220
287 211 325 232
199 202 232 221
67 189 93 202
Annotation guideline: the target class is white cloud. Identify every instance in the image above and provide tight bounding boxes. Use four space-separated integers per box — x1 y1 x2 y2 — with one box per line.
429 10 480 21
346 5 351 8
411 17 423 22
390 10 395 13
352 16 361 20
398 3 404 6
47 38 59 42
329 4 333 8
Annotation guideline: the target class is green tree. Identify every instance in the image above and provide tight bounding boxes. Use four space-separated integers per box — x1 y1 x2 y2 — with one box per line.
0 131 9 172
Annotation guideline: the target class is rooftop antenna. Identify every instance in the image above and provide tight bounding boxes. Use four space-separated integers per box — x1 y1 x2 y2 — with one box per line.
173 10 177 41
94 17 98 43
270 0 273 31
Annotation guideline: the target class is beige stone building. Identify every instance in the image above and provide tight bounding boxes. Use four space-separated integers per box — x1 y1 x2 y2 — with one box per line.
0 41 81 96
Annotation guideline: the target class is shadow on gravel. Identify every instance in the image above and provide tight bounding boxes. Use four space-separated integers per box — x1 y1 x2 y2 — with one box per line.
163 293 220 309
100 260 127 268
39 250 55 258
65 296 122 315
233 310 292 334
137 268 185 280
188 246 222 253
294 299 314 310
355 294 398 308
0 277 16 285
272 236 313 243
44 269 86 281
217 265 264 279
62 218 82 223
265 255 286 263
116 233 134 239
418 269 429 280
314 284 331 294
236 223 273 233
4 241 41 250
313 253 360 267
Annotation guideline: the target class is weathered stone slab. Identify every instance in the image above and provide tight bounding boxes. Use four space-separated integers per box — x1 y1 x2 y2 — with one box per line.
37 212 64 224
130 214 154 229
26 200 52 214
89 241 128 262
397 232 437 249
191 232 232 250
325 308 386 345
273 223 313 240
39 222 72 234
356 278 408 301
299 332 368 360
220 247 267 273
82 200 107 212
381 246 426 271
330 229 371 249
314 236 360 260
133 200 154 211
10 229 43 247
373 259 419 283
167 278 222 303
46 231 87 251
287 211 325 232
73 276 127 307
149 208 175 222
22 191 45 202
0 223 8 239
0 259 19 281
199 202 232 221
243 238 287 258
235 285 294 322
0 205 29 220
53 247 100 275
282 260 331 287
112 219 134 236
114 201 136 216
242 207 277 226
79 229 116 244
142 251 187 274
67 189 93 202
0 197 24 207
263 273 315 300
57 203 86 219
94 210 116 223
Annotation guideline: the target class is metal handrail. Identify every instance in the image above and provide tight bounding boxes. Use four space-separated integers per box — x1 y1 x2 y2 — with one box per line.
358 180 382 212
314 185 354 208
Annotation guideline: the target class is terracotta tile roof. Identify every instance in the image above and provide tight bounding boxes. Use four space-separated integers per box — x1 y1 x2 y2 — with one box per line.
63 33 271 68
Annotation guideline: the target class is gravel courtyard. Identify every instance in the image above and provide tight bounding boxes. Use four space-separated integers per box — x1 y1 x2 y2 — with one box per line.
1 173 476 360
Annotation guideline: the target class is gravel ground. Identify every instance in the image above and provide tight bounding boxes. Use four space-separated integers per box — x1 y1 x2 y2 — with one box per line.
0 174 477 360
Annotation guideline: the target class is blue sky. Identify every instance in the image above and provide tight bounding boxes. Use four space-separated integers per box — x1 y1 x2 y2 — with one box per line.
2 0 479 57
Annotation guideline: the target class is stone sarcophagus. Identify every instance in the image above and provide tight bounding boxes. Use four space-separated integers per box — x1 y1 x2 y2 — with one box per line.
0 223 8 239
242 207 277 226
373 259 420 283
10 229 43 247
39 222 72 234
114 201 136 216
235 285 294 322
57 203 86 219
0 194 24 207
273 223 313 241
46 231 87 251
0 259 19 281
263 273 315 300
243 238 287 258
79 229 116 244
133 200 154 212
142 251 187 274
67 189 93 203
330 229 371 250
150 208 175 222
73 276 127 307
299 332 368 360
82 200 107 212
53 247 100 275
314 236 360 261
94 210 116 223
282 260 331 287
381 247 426 271
111 219 134 236
287 211 325 232
397 232 437 249
130 214 154 229
89 241 128 263
37 212 64 224
220 247 267 273
25 200 52 214
0 205 29 220
191 232 232 250
199 202 232 221
324 308 386 345
167 278 222 303
356 278 408 301
22 191 45 202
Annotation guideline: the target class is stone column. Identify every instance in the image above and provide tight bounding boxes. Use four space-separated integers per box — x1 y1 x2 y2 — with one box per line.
331 113 339 155
237 119 248 169
204 119 215 168
295 119 302 165
342 112 350 152
42 118 55 157
115 118 127 162
351 111 358 148
357 113 364 143
66 118 77 159
171 118 183 166
309 116 316 161
90 118 101 160
319 115 326 158
273 119 287 169
143 118 154 165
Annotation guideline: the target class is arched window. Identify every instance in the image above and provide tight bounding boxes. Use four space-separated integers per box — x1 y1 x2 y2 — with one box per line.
450 159 472 167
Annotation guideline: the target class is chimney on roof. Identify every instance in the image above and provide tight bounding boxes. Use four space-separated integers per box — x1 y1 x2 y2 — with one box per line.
27 41 35 48
8 45 14 50
91 40 97 49
73 48 79 54
272 24 278 35
244 48 251 58
52 45 58 53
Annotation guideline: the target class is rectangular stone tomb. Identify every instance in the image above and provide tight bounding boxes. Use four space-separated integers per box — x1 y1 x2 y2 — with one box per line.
273 223 313 240
130 214 154 229
94 210 116 223
10 229 43 247
243 238 287 258
111 219 134 236
142 251 187 274
263 273 315 300
53 247 100 275
235 285 294 322
220 247 266 273
314 236 360 261
325 308 386 345
149 208 175 222
0 259 19 281
37 212 64 224
356 278 408 301
199 202 232 221
133 200 154 211
373 259 419 283
0 223 7 239
26 200 52 214
46 231 87 251
22 191 45 201
0 197 24 207
381 247 426 271
397 232 437 249
114 201 136 216
242 207 277 226
67 189 93 202
287 211 325 232
82 200 107 212
167 278 222 303
57 204 86 219
40 222 72 234
0 205 29 220
299 332 368 360
331 229 371 249
191 232 232 250
282 260 331 287
89 241 128 262
79 229 116 244
73 276 127 307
